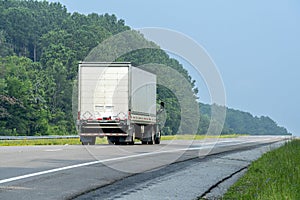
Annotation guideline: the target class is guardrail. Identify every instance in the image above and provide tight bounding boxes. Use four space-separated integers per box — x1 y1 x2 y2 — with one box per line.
0 135 79 140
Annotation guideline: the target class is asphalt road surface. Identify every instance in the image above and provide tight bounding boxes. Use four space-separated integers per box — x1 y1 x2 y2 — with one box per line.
0 136 289 200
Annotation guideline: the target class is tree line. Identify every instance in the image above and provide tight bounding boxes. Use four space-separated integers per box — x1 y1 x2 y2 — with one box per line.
198 103 290 135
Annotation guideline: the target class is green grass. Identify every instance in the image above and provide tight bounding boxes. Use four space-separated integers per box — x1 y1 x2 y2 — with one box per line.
0 137 108 146
0 134 241 146
223 139 300 200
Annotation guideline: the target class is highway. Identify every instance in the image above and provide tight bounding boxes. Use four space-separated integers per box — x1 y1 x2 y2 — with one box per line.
0 136 289 199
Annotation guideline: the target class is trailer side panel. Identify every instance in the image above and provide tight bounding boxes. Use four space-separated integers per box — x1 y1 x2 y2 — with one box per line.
130 67 156 124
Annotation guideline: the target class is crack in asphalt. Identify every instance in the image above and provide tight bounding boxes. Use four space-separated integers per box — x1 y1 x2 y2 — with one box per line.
199 165 249 199
214 157 252 163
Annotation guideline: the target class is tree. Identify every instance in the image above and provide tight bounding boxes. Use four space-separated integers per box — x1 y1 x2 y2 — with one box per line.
0 30 14 57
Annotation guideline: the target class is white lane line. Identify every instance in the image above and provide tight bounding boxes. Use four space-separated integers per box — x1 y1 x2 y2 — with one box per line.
94 146 113 149
0 146 212 184
44 149 63 152
0 139 277 185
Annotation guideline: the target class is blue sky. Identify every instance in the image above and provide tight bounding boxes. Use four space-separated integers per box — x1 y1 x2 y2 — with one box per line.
49 0 300 135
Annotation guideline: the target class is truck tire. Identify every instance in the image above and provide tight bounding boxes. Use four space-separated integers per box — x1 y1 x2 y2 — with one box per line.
155 134 161 144
107 137 114 145
148 127 155 145
128 135 135 145
113 137 120 145
128 128 135 145
81 136 96 145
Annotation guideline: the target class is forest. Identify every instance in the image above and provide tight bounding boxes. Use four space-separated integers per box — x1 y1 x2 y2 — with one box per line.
0 0 290 136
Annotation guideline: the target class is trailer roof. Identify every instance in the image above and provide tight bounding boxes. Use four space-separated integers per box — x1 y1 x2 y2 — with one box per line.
79 62 131 67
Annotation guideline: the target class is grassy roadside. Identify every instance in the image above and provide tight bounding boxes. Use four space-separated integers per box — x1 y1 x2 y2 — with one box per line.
0 134 241 146
223 139 300 200
0 138 107 146
0 138 82 146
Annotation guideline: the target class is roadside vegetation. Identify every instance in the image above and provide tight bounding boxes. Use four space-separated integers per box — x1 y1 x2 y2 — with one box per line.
223 139 300 200
0 134 242 146
0 138 81 146
0 137 106 146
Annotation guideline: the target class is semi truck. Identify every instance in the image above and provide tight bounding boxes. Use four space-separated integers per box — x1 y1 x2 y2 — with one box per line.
77 62 164 145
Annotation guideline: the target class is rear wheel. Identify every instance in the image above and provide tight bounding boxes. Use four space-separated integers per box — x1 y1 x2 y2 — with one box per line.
80 136 96 145
107 136 121 145
128 133 135 145
155 132 161 144
107 137 114 145
148 127 155 145
141 141 147 145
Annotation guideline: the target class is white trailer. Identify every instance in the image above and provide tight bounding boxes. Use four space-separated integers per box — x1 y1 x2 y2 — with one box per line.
77 62 163 145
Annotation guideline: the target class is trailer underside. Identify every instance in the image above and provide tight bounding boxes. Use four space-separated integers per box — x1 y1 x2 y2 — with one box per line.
79 120 160 145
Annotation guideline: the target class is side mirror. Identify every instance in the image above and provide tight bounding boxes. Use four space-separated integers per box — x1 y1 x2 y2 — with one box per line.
157 102 165 115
